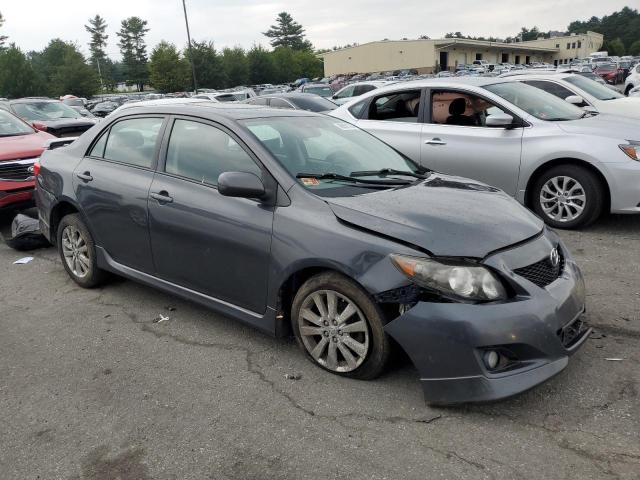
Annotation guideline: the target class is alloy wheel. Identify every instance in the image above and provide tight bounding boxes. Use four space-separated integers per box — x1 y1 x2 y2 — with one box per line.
297 290 370 373
61 225 91 278
539 175 586 223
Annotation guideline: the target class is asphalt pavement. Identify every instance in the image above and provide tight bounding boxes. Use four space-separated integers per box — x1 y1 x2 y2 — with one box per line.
0 211 638 480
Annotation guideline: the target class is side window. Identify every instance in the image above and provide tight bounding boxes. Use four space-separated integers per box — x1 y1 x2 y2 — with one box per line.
103 117 163 168
334 85 355 99
270 98 293 109
88 130 108 157
366 90 421 122
523 80 576 101
354 85 376 96
430 91 508 127
165 119 260 186
348 100 367 118
252 97 269 106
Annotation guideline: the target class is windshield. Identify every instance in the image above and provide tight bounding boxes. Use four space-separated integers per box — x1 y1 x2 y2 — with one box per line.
12 101 82 121
0 110 35 136
303 86 333 97
291 96 337 112
596 64 616 72
484 82 585 121
241 116 421 196
63 98 84 107
564 75 623 101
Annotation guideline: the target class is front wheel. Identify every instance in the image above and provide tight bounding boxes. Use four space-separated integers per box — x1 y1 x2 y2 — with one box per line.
291 272 391 380
532 165 604 229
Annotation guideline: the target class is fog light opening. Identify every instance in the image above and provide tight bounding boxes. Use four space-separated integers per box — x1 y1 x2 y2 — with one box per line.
483 350 500 370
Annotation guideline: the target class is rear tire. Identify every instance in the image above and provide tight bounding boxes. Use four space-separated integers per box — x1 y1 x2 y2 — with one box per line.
532 165 604 229
57 214 107 288
291 272 391 380
625 84 634 96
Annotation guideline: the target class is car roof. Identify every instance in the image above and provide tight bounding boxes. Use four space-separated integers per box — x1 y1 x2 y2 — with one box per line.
9 98 58 104
113 102 320 121
498 72 573 81
257 92 326 100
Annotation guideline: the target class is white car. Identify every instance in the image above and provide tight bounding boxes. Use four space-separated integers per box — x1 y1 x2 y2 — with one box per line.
331 81 394 105
629 85 640 97
505 72 640 120
624 63 640 96
330 77 640 228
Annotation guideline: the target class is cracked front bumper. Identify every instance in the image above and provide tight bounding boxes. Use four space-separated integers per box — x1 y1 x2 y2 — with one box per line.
384 232 589 405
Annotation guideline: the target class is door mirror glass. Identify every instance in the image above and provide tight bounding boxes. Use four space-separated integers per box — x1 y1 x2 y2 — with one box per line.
485 112 514 127
218 172 266 199
565 95 584 105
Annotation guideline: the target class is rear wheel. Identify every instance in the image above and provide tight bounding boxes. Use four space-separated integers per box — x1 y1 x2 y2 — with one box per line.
57 214 107 288
291 272 390 380
532 165 603 229
625 84 634 96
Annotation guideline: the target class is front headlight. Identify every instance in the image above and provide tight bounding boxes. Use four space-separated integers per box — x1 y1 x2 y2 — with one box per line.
390 254 507 302
619 142 640 161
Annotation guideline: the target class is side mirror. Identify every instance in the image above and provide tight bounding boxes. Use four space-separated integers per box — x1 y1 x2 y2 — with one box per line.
565 95 585 105
32 121 48 132
486 112 515 128
218 171 266 200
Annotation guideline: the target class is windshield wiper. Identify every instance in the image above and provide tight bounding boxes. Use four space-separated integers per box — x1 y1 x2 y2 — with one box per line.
296 172 411 186
350 168 431 180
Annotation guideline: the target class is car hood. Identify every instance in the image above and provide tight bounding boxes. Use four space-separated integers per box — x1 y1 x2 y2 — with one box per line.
325 174 543 258
0 131 54 161
556 113 640 140
597 97 640 120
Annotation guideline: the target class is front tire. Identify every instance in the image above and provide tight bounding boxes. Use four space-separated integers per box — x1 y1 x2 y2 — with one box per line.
291 272 391 380
57 213 107 288
532 165 603 229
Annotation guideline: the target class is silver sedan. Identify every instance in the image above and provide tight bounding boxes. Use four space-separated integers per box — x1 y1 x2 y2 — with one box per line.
330 77 640 228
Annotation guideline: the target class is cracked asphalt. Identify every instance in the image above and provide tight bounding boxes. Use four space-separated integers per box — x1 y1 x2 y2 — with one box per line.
0 211 639 480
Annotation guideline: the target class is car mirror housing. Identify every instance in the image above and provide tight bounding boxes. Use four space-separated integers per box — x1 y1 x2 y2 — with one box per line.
486 112 515 128
32 121 48 132
565 95 585 105
218 171 267 200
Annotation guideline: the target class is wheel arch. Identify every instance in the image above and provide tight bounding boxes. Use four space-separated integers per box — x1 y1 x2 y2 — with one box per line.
524 158 611 214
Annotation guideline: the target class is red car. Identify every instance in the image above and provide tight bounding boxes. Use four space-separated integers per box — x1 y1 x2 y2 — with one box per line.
594 63 623 85
0 109 55 209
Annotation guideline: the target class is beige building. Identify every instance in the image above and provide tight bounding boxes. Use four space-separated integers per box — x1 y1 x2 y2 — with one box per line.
319 31 604 76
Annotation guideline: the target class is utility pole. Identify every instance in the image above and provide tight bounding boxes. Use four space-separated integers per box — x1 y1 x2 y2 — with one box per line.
182 0 198 93
96 57 104 92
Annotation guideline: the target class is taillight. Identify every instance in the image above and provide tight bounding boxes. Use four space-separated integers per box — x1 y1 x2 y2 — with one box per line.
32 161 41 176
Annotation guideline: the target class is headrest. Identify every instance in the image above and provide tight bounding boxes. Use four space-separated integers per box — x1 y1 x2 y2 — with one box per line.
449 98 467 115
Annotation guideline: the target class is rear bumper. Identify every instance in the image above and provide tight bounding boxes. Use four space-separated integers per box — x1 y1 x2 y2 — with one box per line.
384 232 589 405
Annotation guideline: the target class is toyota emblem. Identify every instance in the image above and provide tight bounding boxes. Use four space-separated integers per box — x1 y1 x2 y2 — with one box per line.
550 248 559 267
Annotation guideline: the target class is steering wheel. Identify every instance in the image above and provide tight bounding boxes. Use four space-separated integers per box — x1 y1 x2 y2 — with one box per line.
326 151 362 176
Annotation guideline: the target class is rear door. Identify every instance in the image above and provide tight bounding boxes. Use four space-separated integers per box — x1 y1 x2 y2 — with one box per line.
73 116 166 273
352 88 425 163
147 117 274 313
420 88 524 195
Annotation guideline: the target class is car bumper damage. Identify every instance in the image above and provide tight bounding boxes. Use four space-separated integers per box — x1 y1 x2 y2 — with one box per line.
382 230 590 405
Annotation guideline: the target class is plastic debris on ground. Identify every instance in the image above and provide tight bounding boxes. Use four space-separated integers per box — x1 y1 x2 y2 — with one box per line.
154 314 170 323
284 373 302 380
13 256 34 265
6 214 50 251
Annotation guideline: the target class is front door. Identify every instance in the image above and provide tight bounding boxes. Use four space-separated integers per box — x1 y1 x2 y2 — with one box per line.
420 89 524 195
73 116 165 273
148 118 274 314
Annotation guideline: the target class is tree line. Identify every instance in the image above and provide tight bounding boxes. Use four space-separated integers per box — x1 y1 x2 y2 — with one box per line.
0 10 323 98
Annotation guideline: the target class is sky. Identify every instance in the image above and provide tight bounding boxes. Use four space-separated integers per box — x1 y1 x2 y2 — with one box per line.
0 0 633 59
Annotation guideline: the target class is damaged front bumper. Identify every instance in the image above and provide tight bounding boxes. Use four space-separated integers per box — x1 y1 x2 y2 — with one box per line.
383 231 590 405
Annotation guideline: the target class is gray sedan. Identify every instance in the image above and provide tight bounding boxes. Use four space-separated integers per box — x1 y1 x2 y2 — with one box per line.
330 77 640 228
35 104 588 404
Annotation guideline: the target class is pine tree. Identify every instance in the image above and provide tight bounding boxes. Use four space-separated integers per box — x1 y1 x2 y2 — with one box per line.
117 17 149 91
85 15 109 86
149 41 190 93
0 11 8 50
263 12 313 51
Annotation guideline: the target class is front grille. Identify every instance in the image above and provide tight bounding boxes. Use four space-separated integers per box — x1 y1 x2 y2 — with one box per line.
0 159 36 181
514 250 564 288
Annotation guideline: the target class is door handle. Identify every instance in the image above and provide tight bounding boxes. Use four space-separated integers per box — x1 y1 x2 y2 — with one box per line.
150 191 173 204
425 138 447 146
76 171 93 182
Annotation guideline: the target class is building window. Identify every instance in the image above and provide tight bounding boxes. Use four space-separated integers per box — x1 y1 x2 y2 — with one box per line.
556 44 560 48
475 53 482 60
577 40 582 48
572 42 576 49
567 43 570 49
